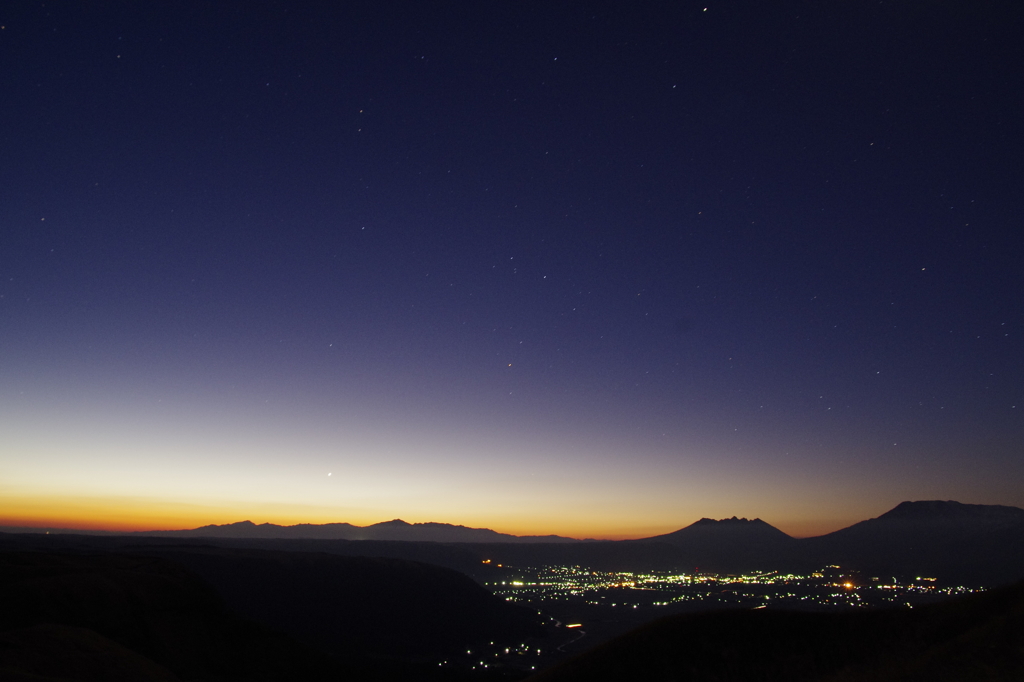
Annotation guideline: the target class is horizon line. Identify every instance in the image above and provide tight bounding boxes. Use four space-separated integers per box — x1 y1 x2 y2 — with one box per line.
2 499 1003 542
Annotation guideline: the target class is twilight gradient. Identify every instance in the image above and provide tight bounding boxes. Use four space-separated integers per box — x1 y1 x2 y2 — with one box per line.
1 2 1022 538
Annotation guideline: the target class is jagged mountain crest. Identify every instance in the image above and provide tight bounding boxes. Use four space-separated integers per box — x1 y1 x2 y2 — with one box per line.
691 516 767 525
649 516 794 545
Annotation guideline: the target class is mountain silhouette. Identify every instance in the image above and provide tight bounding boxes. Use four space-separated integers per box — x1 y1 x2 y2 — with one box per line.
876 499 1024 525
4 500 1022 587
132 500 1024 586
637 516 796 574
645 517 793 551
797 500 1024 585
137 518 579 543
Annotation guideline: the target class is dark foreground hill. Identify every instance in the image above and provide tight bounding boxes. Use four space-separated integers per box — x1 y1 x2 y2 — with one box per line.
0 547 545 681
527 578 1024 682
0 551 351 681
135 545 545 660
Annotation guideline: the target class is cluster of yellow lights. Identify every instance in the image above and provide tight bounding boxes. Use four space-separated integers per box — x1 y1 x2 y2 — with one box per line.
486 564 978 612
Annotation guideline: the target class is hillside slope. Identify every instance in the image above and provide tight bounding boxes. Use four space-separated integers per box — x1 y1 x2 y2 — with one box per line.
797 500 1024 585
0 551 354 681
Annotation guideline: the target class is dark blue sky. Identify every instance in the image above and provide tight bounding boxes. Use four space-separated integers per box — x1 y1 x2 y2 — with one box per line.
2 1 1022 536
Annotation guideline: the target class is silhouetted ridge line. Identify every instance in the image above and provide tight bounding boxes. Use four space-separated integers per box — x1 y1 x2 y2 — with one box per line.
877 499 1024 522
647 516 793 543
3 501 1023 586
797 500 1024 585
135 518 582 543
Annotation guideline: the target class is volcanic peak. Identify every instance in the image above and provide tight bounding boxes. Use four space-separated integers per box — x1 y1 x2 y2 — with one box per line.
878 500 1024 522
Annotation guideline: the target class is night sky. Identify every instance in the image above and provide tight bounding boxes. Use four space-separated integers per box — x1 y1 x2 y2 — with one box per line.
2 1 1022 538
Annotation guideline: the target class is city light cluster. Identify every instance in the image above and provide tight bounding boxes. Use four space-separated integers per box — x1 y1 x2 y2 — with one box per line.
485 564 983 612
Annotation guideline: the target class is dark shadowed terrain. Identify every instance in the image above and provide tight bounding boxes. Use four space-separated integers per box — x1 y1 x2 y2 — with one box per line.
526 578 1024 682
133 545 545 661
0 551 350 681
0 548 544 681
3 501 1023 680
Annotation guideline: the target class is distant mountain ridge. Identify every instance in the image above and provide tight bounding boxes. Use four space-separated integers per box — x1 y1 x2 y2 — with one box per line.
135 518 582 543
5 500 1023 584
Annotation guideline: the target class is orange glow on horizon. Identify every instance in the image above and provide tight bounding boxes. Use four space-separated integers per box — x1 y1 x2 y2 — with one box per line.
0 494 860 539
0 495 252 533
